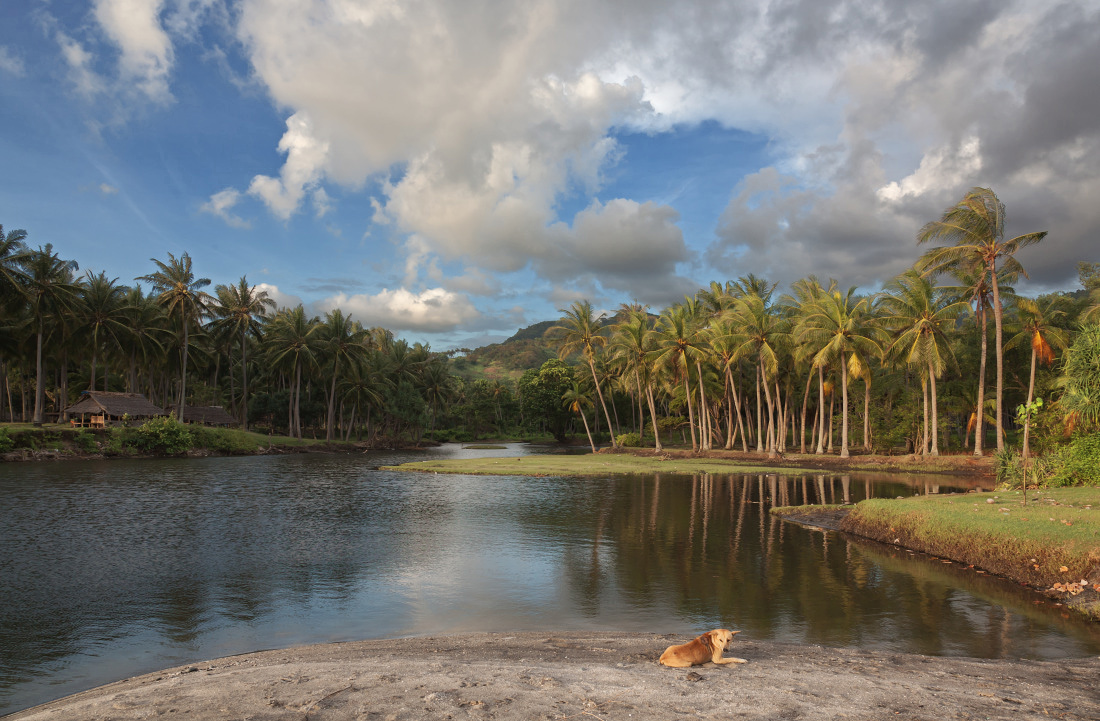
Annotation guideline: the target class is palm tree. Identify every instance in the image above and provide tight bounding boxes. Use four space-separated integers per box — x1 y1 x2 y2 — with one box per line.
210 277 275 430
1006 296 1069 459
723 291 789 456
318 309 370 440
1 225 29 308
796 285 881 458
21 244 79 424
562 381 597 452
137 253 212 421
265 305 321 439
918 187 1047 451
610 306 662 451
547 300 616 444
119 286 167 396
650 303 706 450
78 270 130 391
880 270 968 456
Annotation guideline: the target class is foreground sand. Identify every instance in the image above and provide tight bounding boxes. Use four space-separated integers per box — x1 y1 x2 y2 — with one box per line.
10 633 1099 720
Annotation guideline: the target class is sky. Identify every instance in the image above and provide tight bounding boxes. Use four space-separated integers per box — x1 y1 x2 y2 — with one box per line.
2 0 1099 350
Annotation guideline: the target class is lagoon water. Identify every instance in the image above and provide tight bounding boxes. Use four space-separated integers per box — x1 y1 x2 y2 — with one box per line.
3 443 1099 714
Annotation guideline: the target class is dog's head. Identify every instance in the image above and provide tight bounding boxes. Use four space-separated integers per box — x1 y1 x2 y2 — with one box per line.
706 629 739 650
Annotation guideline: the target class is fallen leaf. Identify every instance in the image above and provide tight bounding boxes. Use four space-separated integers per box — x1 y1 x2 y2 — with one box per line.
1060 566 1069 573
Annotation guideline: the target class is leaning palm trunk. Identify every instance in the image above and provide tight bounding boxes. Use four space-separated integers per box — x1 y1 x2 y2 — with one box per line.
646 386 662 452
799 370 812 454
815 366 825 454
760 358 777 457
990 267 1006 451
972 305 987 455
682 371 698 451
696 361 710 450
1023 345 1038 460
587 357 616 446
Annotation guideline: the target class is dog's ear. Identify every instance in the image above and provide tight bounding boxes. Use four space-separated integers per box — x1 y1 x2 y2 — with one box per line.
730 630 741 636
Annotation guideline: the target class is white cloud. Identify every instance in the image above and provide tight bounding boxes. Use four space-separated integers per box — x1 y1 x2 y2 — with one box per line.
247 112 329 221
319 287 482 333
56 32 105 99
200 188 251 229
254 282 300 311
92 0 174 103
99 183 120 195
0 46 25 77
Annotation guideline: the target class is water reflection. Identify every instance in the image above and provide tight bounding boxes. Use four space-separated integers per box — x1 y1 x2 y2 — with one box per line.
2 448 1097 714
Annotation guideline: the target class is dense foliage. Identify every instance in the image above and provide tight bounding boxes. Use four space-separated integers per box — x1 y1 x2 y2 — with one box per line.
3 187 1100 476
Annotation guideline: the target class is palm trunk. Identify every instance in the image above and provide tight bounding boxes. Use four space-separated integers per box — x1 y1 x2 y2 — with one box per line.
683 370 698 451
929 361 940 456
991 266 1005 451
578 409 596 452
646 386 662 452
863 376 872 451
921 375 929 456
588 356 616 446
178 321 189 422
815 365 825 454
33 320 45 425
755 366 763 453
974 303 987 456
800 369 813 454
839 351 850 458
761 358 776 457
240 328 250 430
696 360 709 450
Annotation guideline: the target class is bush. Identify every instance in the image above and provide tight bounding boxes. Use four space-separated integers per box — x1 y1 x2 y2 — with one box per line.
0 428 12 453
616 432 641 447
73 430 98 453
132 417 193 455
188 426 262 454
1049 434 1100 487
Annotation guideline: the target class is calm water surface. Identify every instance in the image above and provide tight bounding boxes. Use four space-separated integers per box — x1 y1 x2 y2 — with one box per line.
3 443 1099 713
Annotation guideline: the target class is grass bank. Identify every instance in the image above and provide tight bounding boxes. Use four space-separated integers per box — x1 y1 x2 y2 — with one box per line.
0 422 358 460
383 453 821 477
776 488 1100 619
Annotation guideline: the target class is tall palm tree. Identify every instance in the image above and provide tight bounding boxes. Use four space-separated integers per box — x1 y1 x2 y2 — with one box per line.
21 244 79 424
880 270 968 456
119 286 167 396
210 277 275 429
137 253 212 421
78 270 130 391
650 303 707 450
318 309 369 440
610 306 661 450
547 300 616 444
0 225 30 309
796 286 881 458
723 292 789 456
1006 296 1069 459
265 305 321 439
918 187 1047 451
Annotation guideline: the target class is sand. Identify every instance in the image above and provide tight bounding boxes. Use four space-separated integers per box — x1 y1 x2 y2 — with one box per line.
9 632 1099 720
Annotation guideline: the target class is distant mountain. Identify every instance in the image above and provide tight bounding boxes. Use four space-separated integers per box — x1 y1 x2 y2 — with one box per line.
449 320 558 382
502 320 557 343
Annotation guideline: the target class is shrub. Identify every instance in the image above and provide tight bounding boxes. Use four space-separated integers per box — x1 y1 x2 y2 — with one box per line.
132 417 193 455
0 428 12 453
1049 434 1100 487
617 432 641 447
189 426 262 454
73 430 99 453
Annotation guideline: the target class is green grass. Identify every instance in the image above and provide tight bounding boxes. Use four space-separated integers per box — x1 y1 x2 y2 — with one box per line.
841 488 1100 587
383 453 819 477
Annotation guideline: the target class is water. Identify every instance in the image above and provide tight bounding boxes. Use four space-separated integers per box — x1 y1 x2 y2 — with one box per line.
2 444 1098 714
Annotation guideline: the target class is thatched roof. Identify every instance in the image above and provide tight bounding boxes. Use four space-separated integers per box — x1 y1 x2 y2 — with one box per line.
167 405 240 426
64 391 165 418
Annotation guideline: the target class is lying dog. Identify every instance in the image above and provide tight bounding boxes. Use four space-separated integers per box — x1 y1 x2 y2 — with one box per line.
658 629 746 667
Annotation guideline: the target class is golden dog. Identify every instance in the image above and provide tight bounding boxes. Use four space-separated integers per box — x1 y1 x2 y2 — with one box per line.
658 629 746 667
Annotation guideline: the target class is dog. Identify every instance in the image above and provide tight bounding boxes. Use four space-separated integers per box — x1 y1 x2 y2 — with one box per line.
658 629 746 667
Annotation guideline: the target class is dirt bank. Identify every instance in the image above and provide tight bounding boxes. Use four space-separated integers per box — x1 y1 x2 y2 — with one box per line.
8 633 1098 720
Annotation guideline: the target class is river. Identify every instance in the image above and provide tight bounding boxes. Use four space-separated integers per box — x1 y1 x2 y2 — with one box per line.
2 443 1098 714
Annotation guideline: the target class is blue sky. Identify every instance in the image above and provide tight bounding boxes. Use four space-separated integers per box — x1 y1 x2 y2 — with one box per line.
3 1 1099 349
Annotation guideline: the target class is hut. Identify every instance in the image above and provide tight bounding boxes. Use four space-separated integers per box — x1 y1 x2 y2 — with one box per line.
168 405 241 426
64 391 165 427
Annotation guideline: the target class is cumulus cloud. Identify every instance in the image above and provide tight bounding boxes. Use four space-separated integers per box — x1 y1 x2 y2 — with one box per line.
92 0 175 103
200 188 250 229
254 282 300 311
318 287 482 333
247 112 329 221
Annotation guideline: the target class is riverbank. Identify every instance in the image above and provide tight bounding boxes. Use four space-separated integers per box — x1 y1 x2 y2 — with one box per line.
386 445 996 480
9 632 1099 720
774 488 1100 620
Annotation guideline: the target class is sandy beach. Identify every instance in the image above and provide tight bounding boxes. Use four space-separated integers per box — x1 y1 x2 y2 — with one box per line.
8 632 1099 720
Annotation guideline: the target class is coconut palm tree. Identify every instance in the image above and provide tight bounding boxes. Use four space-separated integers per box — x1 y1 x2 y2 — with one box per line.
649 303 707 450
78 270 130 391
723 292 789 456
917 187 1047 451
0 225 29 309
610 306 661 450
318 309 370 440
795 285 881 458
547 300 617 444
880 270 968 456
137 253 212 421
21 244 79 424
209 277 275 429
1006 296 1070 459
265 305 321 439
562 381 597 452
